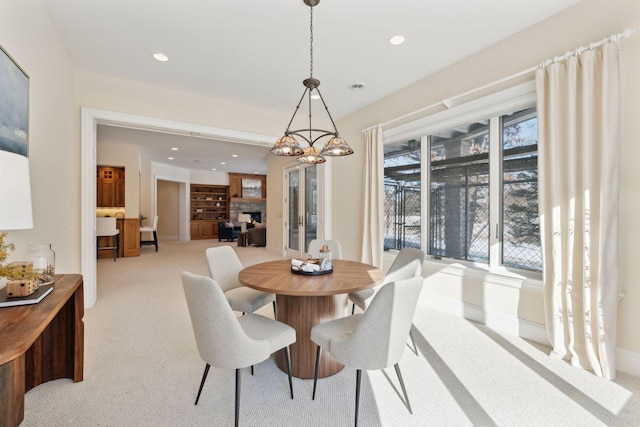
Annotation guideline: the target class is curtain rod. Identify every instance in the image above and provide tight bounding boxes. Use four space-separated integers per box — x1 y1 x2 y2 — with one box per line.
368 28 635 131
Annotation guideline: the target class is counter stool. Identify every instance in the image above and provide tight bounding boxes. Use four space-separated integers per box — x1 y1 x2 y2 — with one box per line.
96 217 120 261
140 215 158 252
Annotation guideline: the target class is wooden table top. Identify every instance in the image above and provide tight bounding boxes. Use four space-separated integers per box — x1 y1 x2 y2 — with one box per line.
238 259 384 297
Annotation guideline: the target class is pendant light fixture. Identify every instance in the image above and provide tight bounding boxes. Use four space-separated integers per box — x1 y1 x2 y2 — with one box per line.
270 0 354 164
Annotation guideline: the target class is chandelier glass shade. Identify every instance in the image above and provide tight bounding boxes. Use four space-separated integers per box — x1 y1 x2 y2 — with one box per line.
270 0 354 164
271 135 303 157
321 136 353 157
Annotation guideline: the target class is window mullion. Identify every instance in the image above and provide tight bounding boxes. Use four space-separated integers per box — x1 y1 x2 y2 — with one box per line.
421 135 429 252
488 116 501 270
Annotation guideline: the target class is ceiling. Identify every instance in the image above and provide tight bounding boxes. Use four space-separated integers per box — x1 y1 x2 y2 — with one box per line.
43 0 583 174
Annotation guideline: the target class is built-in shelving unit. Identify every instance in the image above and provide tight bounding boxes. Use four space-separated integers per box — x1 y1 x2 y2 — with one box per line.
190 184 229 239
190 184 229 221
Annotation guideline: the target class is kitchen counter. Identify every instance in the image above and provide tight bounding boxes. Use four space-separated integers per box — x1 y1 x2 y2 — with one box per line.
97 218 140 258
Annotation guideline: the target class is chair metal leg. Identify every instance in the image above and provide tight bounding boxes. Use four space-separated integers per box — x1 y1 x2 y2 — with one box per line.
250 365 254 375
235 368 241 427
284 346 294 399
394 363 412 414
351 303 355 315
312 345 321 400
194 363 210 405
355 369 362 427
153 230 158 251
273 300 277 317
409 328 418 355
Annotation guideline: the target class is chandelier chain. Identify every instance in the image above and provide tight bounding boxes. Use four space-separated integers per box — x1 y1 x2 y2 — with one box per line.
309 6 313 78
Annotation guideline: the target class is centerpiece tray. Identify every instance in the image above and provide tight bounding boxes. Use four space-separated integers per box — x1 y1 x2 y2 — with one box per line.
290 258 333 275
291 267 333 276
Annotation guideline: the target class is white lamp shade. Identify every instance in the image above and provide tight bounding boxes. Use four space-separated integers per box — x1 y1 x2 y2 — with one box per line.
0 151 34 230
238 214 251 223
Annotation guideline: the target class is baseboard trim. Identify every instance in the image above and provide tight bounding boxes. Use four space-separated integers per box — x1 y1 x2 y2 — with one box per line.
423 293 640 378
422 293 549 345
617 347 640 378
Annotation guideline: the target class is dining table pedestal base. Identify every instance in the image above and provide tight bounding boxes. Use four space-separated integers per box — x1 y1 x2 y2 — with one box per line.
238 259 384 380
274 293 348 379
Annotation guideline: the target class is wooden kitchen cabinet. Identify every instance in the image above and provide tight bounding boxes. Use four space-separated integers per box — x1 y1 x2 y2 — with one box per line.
123 218 140 257
97 166 125 208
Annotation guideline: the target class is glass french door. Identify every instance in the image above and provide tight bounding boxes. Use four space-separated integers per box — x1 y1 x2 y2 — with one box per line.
285 165 318 258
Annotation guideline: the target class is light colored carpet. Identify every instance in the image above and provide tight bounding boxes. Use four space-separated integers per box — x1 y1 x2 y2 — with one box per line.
22 240 640 426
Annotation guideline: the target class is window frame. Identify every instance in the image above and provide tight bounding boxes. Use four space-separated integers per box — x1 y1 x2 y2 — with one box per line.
383 81 541 281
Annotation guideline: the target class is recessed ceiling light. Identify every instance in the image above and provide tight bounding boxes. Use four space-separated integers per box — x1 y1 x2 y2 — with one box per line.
212 168 217 171
389 35 406 46
168 157 174 160
232 154 238 158
171 147 178 151
220 162 226 165
153 52 169 62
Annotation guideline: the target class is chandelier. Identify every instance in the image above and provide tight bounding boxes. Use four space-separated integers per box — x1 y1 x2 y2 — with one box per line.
270 0 354 164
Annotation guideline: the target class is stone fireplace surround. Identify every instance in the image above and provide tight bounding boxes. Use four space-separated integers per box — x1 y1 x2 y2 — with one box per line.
230 201 266 224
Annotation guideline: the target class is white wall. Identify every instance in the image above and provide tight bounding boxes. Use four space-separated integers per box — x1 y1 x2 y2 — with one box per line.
96 139 141 218
75 71 289 138
0 0 78 272
189 169 228 185
157 180 179 240
143 161 190 241
265 156 287 254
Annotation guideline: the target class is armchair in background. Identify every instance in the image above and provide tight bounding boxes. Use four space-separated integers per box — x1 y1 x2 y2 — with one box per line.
247 223 266 247
218 222 240 242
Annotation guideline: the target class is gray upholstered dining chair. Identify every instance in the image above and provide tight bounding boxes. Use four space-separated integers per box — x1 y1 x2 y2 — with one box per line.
181 272 295 427
348 248 425 353
205 246 276 316
307 239 343 259
310 276 424 427
349 248 425 312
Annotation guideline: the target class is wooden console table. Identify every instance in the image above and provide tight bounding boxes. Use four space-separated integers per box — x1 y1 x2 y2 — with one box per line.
0 274 84 427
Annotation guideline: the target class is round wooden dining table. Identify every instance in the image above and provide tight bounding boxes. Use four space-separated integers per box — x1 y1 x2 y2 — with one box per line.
238 259 384 379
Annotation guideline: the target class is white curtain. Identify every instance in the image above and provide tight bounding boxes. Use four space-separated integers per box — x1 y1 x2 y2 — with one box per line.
361 125 384 268
536 42 620 379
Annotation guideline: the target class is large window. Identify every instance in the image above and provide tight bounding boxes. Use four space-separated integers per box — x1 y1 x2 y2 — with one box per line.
430 120 490 263
501 108 540 270
384 105 541 272
383 140 421 250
